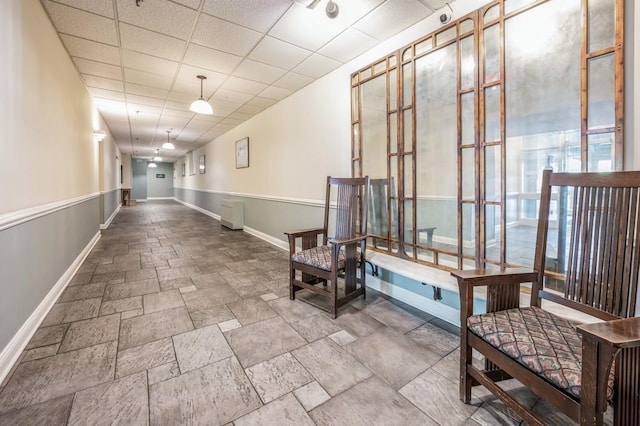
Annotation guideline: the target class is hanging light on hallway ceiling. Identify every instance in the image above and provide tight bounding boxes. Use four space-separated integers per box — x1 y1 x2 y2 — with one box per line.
162 130 175 150
325 0 339 18
189 75 213 115
153 149 162 162
148 161 157 168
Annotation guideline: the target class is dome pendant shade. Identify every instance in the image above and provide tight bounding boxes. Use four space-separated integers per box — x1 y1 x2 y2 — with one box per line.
189 75 213 115
148 162 157 168
162 130 175 150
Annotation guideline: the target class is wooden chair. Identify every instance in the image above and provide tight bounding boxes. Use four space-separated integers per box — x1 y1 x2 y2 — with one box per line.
285 176 370 318
452 170 640 426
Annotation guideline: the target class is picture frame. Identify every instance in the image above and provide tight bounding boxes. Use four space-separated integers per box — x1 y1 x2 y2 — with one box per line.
181 162 186 177
199 155 206 174
236 137 249 169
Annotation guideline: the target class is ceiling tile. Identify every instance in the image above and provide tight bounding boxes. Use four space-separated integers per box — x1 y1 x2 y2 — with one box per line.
119 23 186 61
173 64 227 96
233 60 287 85
49 0 115 18
192 13 262 57
74 57 122 80
418 0 449 10
82 74 124 92
354 0 431 41
227 111 253 121
184 118 215 133
164 108 195 118
248 36 312 70
44 1 118 45
164 100 190 111
122 50 179 78
159 115 191 129
115 0 197 40
198 128 225 142
125 68 173 89
258 85 294 101
167 90 197 104
183 44 243 74
126 94 166 108
318 28 378 62
93 99 128 116
127 103 164 116
202 0 292 33
88 87 126 102
273 72 314 91
220 77 267 96
236 104 266 115
212 89 253 105
209 99 242 116
293 53 342 78
126 83 169 100
60 34 121 65
245 96 278 108
170 0 201 10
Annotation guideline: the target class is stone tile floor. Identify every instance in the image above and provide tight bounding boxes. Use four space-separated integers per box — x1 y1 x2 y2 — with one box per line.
0 200 581 425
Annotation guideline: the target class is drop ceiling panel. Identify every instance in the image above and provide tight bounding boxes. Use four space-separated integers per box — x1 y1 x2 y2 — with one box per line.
74 58 122 80
209 99 242 116
274 72 314 91
227 111 253 121
88 88 126 102
245 96 279 108
192 13 262 57
126 94 166 108
163 109 194 119
418 0 449 10
173 65 227 96
122 50 179 78
354 0 432 41
82 75 124 92
126 83 169 100
248 36 312 70
60 35 121 65
44 1 118 45
202 0 292 33
258 86 294 101
183 44 243 74
318 28 378 62
164 100 190 111
119 23 186 61
159 115 191 129
184 119 216 133
115 0 198 40
127 103 164 116
233 60 288 85
235 104 266 115
220 77 268 96
293 53 342 78
212 89 253 105
171 0 201 10
50 0 115 18
124 68 173 90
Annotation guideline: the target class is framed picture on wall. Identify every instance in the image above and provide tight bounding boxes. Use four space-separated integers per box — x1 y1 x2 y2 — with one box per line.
236 137 249 169
199 155 206 174
182 162 185 177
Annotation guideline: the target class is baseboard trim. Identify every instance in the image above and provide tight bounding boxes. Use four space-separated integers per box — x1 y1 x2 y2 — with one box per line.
366 275 460 327
100 205 120 230
0 231 102 384
173 198 221 221
243 226 288 252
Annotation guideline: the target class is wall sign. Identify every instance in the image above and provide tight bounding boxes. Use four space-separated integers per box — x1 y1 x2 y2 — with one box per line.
156 174 165 178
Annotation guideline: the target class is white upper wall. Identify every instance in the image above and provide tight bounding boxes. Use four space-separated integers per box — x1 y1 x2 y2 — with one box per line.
0 0 98 215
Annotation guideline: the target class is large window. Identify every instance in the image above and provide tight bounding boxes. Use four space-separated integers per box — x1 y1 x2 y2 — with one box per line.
352 0 624 274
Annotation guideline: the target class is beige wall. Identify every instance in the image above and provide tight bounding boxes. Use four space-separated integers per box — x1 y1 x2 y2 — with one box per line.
98 114 121 193
0 0 98 215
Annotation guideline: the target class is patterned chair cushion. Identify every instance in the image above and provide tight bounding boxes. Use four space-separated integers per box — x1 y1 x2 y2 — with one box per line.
292 245 361 272
467 306 613 401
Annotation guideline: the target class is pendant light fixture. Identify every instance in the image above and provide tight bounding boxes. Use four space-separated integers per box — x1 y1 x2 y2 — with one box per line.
162 130 175 150
153 149 162 162
325 0 339 18
148 161 157 168
189 75 213 115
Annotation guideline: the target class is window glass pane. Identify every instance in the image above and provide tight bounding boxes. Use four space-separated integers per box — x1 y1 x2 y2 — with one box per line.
461 92 475 144
485 145 501 202
417 248 434 263
588 53 615 130
436 26 457 46
361 74 388 181
403 47 412 62
505 0 536 14
483 24 500 82
404 199 414 240
389 55 397 67
403 108 413 153
403 63 412 106
462 203 475 256
462 148 475 199
404 155 413 196
588 0 615 52
351 74 358 85
460 18 474 34
368 178 389 237
389 69 397 111
484 85 500 142
460 36 475 90
415 37 432 56
415 43 458 254
588 133 614 172
484 4 500 22
373 60 387 75
352 124 360 158
390 195 399 241
351 87 359 119
389 112 398 153
485 204 501 262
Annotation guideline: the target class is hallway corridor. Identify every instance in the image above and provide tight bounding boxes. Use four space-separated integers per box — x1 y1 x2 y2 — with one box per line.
0 201 562 425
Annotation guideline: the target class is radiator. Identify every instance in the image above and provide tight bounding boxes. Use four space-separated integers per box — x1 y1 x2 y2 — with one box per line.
220 199 244 230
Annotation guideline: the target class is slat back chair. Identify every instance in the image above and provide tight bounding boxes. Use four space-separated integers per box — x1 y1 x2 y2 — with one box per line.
285 176 370 318
452 170 640 426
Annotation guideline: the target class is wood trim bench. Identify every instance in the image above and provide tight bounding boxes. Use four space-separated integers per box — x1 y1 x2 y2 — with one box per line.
452 170 640 426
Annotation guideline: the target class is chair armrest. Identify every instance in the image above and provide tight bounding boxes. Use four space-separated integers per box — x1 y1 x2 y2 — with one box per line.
451 268 538 287
284 227 326 238
577 316 640 349
329 235 367 246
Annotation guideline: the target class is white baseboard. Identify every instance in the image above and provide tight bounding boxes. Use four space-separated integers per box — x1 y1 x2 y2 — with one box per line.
243 226 288 252
366 275 460 327
100 205 120 230
173 198 221 221
0 231 102 384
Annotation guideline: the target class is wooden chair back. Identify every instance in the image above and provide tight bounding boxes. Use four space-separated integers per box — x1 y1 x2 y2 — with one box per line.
323 177 369 241
532 170 640 320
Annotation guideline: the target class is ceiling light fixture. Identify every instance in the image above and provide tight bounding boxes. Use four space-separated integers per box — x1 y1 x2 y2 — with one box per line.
153 150 162 162
189 75 213 115
148 161 157 168
325 0 339 18
162 130 175 150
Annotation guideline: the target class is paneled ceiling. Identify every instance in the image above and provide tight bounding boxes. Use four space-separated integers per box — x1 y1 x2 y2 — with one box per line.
42 0 449 161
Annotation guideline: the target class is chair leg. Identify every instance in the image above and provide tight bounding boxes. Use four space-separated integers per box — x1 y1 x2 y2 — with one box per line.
289 267 296 300
460 338 473 403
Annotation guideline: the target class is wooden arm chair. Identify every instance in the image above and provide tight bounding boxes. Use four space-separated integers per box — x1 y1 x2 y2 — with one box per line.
285 176 370 318
452 170 640 425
